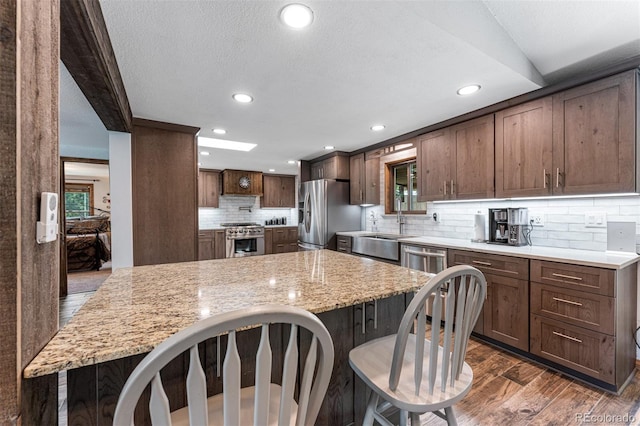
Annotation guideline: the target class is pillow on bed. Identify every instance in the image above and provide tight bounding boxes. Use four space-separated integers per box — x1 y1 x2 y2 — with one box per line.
66 217 110 234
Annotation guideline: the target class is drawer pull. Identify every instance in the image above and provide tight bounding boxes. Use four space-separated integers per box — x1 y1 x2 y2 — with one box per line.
472 260 492 266
552 297 582 307
551 273 583 281
552 331 582 344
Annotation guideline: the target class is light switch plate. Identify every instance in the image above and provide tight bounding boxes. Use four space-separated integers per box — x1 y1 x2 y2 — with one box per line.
607 221 636 253
585 212 607 228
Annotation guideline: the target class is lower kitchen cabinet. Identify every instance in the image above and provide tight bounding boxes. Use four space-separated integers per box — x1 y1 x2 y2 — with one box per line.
198 230 226 260
449 249 529 351
530 259 636 390
271 226 298 254
336 235 352 254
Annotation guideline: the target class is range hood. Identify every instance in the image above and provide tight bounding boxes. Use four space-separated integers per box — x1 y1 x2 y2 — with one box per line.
222 169 263 196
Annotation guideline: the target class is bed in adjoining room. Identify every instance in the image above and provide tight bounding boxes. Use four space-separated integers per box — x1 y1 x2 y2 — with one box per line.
65 216 111 272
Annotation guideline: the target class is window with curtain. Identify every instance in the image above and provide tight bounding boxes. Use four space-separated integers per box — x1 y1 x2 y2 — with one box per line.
64 183 94 218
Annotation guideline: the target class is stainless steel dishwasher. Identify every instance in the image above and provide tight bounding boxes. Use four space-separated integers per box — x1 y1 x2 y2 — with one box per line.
400 243 447 274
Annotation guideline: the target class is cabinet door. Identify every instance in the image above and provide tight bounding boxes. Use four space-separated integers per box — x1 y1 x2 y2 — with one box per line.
552 71 636 195
495 97 553 198
279 176 296 207
261 175 280 207
198 237 213 260
364 156 380 205
310 162 323 180
450 114 495 199
213 230 226 259
353 295 406 425
483 274 529 351
199 171 220 207
264 228 273 255
417 129 452 201
349 154 365 204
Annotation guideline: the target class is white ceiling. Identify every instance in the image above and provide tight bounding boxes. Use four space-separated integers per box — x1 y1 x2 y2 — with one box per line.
60 0 640 174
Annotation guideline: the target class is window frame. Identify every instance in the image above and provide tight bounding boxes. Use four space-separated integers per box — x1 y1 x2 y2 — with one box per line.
384 158 426 215
64 182 95 218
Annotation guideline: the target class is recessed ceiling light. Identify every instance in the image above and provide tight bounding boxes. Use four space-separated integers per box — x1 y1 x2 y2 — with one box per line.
324 145 335 150
280 4 314 29
232 93 253 103
287 160 296 164
213 128 226 135
457 84 481 96
269 168 276 172
371 125 385 131
200 151 210 156
198 137 257 152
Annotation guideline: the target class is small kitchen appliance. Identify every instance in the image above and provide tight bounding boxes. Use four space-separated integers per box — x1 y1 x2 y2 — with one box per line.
488 207 530 246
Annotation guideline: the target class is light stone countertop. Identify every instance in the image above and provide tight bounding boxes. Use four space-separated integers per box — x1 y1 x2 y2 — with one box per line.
24 250 431 378
397 236 640 269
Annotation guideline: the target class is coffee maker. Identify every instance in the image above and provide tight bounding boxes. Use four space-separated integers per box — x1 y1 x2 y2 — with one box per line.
507 207 529 246
489 207 530 246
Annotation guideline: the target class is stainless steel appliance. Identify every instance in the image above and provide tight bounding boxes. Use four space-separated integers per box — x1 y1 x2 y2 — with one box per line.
222 223 265 258
400 243 447 273
488 208 530 246
298 179 360 250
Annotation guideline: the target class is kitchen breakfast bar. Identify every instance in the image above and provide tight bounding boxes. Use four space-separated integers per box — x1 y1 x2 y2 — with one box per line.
24 250 431 425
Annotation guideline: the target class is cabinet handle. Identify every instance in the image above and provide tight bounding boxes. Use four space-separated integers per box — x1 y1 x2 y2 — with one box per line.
543 168 547 189
551 273 583 281
374 300 378 330
472 260 492 266
443 181 447 196
552 331 582 344
360 190 363 202
362 302 366 335
552 297 583 307
450 180 455 195
556 168 563 188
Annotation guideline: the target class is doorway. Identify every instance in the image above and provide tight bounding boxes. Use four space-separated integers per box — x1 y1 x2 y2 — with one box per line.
60 157 112 296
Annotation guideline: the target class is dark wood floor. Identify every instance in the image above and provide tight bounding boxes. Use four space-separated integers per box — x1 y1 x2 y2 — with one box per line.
58 292 640 425
420 337 640 426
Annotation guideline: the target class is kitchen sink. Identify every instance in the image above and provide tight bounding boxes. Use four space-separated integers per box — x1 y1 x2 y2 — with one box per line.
351 233 414 261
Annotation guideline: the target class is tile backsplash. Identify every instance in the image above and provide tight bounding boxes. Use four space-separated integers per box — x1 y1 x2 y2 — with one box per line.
363 195 640 253
199 195 296 228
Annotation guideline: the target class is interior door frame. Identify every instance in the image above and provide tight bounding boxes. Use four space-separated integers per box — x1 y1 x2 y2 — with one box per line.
59 156 109 297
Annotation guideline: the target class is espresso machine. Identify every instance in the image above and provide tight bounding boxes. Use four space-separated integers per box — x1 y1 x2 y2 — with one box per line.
489 207 529 246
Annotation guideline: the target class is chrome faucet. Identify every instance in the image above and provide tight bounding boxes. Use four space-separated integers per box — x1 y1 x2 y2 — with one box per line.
396 195 405 234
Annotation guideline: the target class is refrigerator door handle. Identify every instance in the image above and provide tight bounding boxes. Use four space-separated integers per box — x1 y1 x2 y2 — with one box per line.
304 191 312 234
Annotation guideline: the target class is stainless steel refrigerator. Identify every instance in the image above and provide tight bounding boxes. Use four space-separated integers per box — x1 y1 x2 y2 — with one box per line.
298 179 361 250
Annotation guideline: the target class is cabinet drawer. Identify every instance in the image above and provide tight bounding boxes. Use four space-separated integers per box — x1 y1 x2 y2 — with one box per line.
530 260 614 296
530 314 615 384
449 249 528 279
337 236 352 253
273 227 297 244
198 230 215 238
531 282 614 335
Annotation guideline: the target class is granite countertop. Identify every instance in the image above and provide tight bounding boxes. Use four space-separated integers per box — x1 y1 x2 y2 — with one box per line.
24 250 430 378
397 236 640 269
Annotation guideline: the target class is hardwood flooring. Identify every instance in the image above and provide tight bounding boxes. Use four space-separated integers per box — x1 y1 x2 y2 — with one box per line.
56 292 640 425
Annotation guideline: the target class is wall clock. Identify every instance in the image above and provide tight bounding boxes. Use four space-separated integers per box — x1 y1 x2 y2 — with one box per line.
238 176 251 189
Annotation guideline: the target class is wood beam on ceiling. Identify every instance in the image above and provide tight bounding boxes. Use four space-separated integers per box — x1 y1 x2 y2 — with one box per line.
60 0 132 133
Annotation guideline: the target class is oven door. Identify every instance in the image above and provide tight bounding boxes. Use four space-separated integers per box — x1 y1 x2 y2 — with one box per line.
226 236 265 258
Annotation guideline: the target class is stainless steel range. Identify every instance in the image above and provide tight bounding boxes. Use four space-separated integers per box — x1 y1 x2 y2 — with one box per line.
221 223 265 258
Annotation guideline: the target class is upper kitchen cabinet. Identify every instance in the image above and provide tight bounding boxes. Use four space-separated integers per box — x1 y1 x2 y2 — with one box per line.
417 114 494 201
222 170 263 196
198 169 221 207
349 152 380 205
552 70 637 195
310 153 350 180
261 174 296 208
495 97 553 198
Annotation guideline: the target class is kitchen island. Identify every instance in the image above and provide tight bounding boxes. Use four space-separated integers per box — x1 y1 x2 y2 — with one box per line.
25 250 432 425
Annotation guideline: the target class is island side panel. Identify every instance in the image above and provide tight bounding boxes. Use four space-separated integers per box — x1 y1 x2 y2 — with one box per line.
68 365 97 425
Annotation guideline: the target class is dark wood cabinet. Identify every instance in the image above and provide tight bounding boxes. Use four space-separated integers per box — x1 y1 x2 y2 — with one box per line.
264 228 273 255
336 235 352 254
416 114 494 201
449 249 529 351
198 169 221 207
552 70 637 195
222 170 263 196
349 153 380 205
261 174 296 208
495 97 553 198
310 155 350 180
529 259 636 389
198 230 226 260
266 226 298 254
